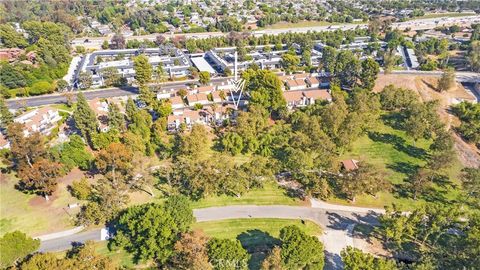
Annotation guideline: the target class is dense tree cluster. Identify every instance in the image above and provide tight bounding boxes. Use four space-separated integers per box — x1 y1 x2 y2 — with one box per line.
378 202 480 269
18 241 117 270
452 101 480 148
0 21 71 97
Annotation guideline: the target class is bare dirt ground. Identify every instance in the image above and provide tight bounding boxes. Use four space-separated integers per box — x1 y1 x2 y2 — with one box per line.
374 74 480 168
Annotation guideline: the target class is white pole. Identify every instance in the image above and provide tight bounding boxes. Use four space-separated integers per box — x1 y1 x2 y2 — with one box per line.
234 51 238 81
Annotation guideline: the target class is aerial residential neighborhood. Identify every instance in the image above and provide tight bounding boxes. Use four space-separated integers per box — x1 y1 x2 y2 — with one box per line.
0 1 480 270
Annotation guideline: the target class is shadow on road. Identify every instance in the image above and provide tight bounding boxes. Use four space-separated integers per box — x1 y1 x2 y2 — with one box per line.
324 250 343 270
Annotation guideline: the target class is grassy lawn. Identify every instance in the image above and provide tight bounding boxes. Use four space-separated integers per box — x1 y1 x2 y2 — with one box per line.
191 181 305 208
193 218 322 269
94 242 140 269
408 12 476 20
262 21 335 29
0 173 78 237
331 113 463 210
261 20 368 30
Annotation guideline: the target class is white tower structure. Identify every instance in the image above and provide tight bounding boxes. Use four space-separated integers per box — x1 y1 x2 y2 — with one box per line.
229 51 245 109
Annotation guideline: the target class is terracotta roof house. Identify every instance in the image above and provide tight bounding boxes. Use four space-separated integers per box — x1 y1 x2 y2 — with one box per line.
170 96 185 110
341 159 359 171
14 106 62 136
283 90 332 109
186 93 210 106
306 76 320 88
195 85 216 94
285 79 307 91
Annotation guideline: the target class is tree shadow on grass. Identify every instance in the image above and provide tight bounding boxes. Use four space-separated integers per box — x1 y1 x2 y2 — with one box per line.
387 161 420 176
380 112 405 130
368 132 428 160
237 230 280 270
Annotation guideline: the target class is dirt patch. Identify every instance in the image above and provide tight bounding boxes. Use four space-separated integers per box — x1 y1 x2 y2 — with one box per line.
58 168 85 186
28 193 59 207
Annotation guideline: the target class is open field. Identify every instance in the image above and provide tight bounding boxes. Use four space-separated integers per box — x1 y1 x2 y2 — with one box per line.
331 111 464 210
191 181 306 208
407 12 476 20
0 171 81 237
261 20 335 29
193 218 322 269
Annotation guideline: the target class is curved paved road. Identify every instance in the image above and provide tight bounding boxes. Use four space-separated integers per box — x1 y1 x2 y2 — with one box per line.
39 204 382 269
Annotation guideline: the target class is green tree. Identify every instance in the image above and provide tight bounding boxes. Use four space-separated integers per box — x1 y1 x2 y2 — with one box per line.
461 167 480 200
164 195 195 233
221 132 244 155
280 53 300 74
280 225 324 270
70 178 92 200
320 46 337 73
0 24 28 48
360 58 380 91
341 247 398 270
379 85 418 111
56 79 69 92
101 67 122 87
78 71 93 89
107 102 125 131
403 101 443 142
111 202 193 264
437 67 455 92
125 97 138 122
199 71 211 85
469 41 480 72
0 96 13 129
207 238 250 270
73 92 98 143
338 162 390 202
133 54 153 85
0 231 40 268
59 134 94 170
243 69 286 113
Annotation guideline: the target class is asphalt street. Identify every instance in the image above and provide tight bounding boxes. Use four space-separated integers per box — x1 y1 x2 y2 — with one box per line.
6 77 233 109
38 205 381 269
6 71 479 110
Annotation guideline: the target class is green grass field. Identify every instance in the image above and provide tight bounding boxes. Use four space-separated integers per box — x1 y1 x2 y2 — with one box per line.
0 173 78 237
193 218 322 269
408 12 476 20
191 181 305 208
331 114 463 210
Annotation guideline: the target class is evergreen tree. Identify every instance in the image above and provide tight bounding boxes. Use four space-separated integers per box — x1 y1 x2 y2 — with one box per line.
0 96 13 129
73 92 98 143
133 54 153 85
0 231 40 268
125 98 138 122
107 103 125 131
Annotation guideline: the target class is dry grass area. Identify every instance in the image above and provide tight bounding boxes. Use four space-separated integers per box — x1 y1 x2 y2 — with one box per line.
374 74 480 168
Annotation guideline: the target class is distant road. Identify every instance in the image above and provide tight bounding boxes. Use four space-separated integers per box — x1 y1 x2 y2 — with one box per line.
72 14 480 50
6 77 233 110
6 70 478 110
